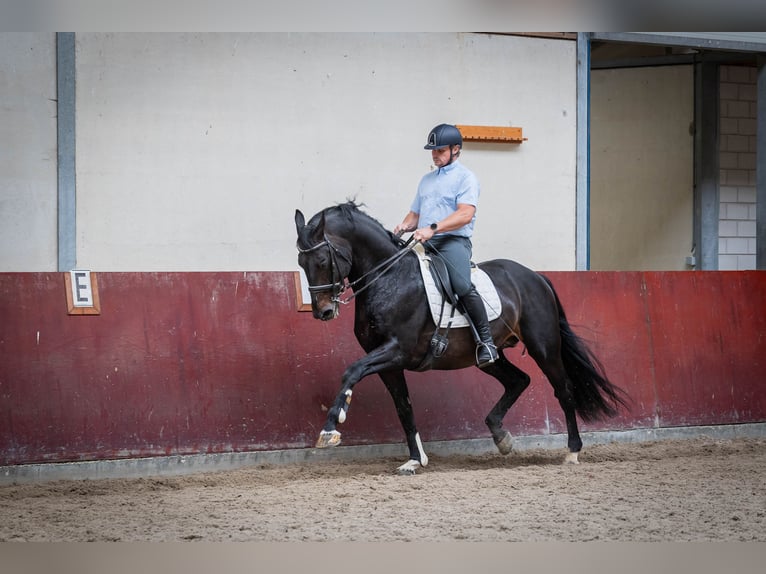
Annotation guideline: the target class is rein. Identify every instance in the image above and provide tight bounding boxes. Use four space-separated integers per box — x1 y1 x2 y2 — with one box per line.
297 233 417 305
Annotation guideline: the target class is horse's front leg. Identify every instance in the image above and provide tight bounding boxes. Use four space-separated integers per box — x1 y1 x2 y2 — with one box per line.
379 370 428 475
315 341 403 448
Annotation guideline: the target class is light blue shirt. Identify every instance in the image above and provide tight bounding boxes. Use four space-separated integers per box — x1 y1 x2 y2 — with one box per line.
410 161 480 238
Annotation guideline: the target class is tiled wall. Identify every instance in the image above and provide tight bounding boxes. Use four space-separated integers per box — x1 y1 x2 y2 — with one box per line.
719 65 758 270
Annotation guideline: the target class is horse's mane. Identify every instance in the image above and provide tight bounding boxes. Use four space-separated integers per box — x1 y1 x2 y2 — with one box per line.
323 200 400 245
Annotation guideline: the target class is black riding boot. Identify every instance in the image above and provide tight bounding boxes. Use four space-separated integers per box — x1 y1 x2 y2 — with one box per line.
459 288 499 368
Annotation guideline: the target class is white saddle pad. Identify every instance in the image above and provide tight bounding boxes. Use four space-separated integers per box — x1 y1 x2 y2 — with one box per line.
414 243 502 329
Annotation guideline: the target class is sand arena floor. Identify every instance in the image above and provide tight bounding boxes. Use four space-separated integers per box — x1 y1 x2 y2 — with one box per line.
1 437 764 542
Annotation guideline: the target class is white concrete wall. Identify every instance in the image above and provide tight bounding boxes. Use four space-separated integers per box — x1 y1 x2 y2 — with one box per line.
0 33 58 271
74 33 577 271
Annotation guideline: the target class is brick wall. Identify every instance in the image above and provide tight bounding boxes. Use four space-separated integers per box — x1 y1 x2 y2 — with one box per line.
719 65 758 270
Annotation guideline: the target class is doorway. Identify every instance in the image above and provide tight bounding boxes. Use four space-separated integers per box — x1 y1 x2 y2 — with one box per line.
589 65 694 270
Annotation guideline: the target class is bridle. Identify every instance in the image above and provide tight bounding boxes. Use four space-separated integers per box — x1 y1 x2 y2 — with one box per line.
297 232 417 307
297 234 350 306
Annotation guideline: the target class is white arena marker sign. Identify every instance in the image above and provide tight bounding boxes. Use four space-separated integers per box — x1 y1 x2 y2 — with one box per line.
70 270 93 307
65 270 101 315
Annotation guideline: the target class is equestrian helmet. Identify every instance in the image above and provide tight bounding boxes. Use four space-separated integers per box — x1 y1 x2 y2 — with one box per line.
424 123 463 150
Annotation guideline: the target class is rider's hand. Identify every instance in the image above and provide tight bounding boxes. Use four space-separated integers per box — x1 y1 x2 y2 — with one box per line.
413 226 435 243
394 222 415 236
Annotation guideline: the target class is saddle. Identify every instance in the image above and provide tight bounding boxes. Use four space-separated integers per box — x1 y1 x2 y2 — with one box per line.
413 243 502 329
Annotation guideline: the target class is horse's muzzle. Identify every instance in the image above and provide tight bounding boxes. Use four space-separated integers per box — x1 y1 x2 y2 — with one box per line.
319 307 336 321
314 301 339 321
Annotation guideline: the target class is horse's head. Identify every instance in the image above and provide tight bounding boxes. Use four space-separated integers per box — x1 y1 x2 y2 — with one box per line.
295 208 353 321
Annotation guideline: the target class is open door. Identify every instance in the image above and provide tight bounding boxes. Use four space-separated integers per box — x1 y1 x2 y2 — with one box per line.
590 65 694 270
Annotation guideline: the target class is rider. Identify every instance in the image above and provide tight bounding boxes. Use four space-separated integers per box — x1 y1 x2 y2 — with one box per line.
394 123 499 368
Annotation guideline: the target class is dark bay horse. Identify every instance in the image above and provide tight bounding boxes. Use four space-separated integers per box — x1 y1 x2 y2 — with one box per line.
295 201 628 474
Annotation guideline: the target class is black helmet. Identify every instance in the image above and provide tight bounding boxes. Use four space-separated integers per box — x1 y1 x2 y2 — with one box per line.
424 123 462 150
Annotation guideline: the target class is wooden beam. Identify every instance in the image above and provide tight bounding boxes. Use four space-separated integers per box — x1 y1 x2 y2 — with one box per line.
456 125 526 143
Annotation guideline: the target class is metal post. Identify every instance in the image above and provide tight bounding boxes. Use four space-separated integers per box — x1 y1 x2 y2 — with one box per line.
57 32 76 271
757 56 766 270
576 33 590 270
693 60 719 270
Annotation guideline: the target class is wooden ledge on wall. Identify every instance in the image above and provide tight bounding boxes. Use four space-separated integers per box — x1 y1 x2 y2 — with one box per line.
294 270 312 312
456 125 526 143
64 270 101 315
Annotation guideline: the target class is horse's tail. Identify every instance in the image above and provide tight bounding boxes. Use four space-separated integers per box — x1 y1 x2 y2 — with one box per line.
541 274 630 421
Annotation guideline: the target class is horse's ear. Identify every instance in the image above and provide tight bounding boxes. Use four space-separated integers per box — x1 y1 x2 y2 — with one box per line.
295 210 305 235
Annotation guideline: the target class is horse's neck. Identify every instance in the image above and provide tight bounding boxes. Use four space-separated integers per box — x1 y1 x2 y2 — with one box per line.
347 228 401 280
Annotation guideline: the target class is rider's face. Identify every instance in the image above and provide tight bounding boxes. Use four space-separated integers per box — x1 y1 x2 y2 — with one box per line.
431 145 457 167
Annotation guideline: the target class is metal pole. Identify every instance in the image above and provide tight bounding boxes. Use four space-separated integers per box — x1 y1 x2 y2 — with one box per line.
576 33 590 270
57 32 76 271
757 55 766 270
693 60 720 270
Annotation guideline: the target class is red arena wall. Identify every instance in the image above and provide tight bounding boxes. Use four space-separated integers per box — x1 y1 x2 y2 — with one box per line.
1 271 764 466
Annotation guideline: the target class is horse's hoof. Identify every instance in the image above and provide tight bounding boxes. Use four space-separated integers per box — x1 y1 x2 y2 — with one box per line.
495 431 513 455
396 460 421 475
316 430 341 448
564 452 580 465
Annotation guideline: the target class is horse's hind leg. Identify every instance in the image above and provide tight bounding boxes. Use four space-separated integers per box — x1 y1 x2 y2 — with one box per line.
481 353 531 455
527 350 583 464
378 370 428 475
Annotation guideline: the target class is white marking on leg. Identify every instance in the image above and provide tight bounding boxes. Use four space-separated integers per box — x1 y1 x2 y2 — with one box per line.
415 432 428 467
338 390 352 424
564 451 580 465
397 459 421 475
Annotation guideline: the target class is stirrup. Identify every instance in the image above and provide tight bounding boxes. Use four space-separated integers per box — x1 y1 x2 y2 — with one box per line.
476 342 498 368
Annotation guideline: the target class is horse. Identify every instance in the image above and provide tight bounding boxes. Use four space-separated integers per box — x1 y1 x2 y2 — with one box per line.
295 201 628 474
